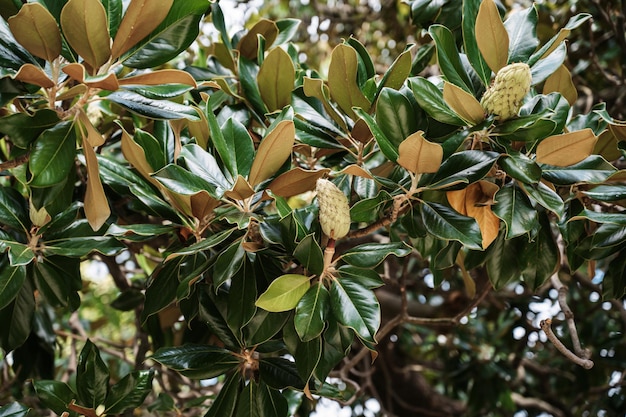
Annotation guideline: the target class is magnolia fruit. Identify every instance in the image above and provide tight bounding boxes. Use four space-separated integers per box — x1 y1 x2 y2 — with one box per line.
480 63 532 121
316 178 351 239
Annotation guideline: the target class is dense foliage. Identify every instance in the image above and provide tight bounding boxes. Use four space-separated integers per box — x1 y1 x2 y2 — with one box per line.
1 0 625 416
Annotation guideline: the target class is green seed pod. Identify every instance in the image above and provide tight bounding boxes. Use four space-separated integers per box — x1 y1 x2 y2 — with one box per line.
316 178 351 239
480 63 532 121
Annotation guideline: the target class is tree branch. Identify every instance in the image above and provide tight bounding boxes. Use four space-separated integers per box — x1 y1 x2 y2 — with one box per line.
0 153 29 171
539 318 594 369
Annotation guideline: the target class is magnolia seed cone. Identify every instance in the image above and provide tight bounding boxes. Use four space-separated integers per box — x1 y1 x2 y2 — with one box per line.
480 63 532 121
316 178 351 239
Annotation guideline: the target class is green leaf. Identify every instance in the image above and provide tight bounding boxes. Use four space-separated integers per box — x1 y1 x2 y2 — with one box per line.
121 0 209 68
530 42 566 85
408 77 466 126
0 402 30 417
204 372 242 417
76 340 110 409
0 261 26 310
0 109 60 148
239 56 268 119
33 256 79 308
43 237 125 257
153 163 219 196
337 265 384 289
255 274 310 313
330 279 380 345
180 144 230 196
121 83 194 99
141 256 185 323
293 234 324 276
519 214 559 290
103 0 123 39
29 121 76 187
222 118 255 179
0 276 34 351
0 241 35 266
105 369 155 414
492 183 538 239
350 190 392 223
227 258 257 340
486 234 523 289
582 185 626 202
504 5 539 63
294 283 329 342
107 91 200 120
256 382 288 417
33 380 76 416
0 186 28 232
353 107 398 162
340 242 412 268
429 25 473 93
499 153 542 184
206 96 237 179
462 0 491 86
294 336 322 386
540 155 616 185
243 310 289 346
421 202 483 250
314 321 353 381
259 357 305 390
375 88 418 149
519 181 564 218
213 239 245 290
166 228 235 259
425 150 499 190
569 209 626 226
151 344 240 379
106 223 176 242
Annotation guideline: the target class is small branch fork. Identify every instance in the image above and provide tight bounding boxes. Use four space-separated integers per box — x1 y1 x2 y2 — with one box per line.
539 273 594 370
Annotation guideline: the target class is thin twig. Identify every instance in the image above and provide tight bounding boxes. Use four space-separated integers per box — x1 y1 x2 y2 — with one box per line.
540 318 594 369
0 154 30 171
550 274 590 359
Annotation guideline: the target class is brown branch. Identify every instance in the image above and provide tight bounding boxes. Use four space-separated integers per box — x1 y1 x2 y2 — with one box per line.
550 274 590 359
0 153 29 171
511 393 565 417
539 318 594 369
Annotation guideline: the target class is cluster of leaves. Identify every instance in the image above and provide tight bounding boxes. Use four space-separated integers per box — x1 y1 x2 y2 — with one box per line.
0 0 625 415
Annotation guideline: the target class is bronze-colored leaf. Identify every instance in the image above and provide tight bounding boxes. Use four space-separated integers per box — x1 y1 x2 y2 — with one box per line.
543 65 577 105
248 120 295 187
327 44 372 120
56 84 88 101
351 118 373 144
224 175 255 201
397 131 443 174
302 77 348 131
267 168 331 198
443 81 485 125
8 3 61 61
185 108 209 149
120 125 157 184
119 69 197 87
339 165 374 179
210 42 236 72
608 122 626 141
111 0 174 60
475 0 509 73
536 128 598 166
63 63 120 90
82 139 110 231
237 19 278 60
190 190 219 222
447 181 500 249
60 0 111 69
77 111 105 147
593 130 621 162
258 47 295 112
380 46 413 91
13 64 54 88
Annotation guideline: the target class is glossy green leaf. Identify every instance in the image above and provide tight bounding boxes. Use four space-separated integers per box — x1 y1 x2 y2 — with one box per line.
107 91 200 120
425 150 499 190
294 283 329 342
257 381 289 417
180 144 230 196
505 5 539 63
105 369 154 414
259 357 304 390
293 234 324 276
408 77 466 126
29 121 76 187
256 274 310 312
43 237 125 257
0 241 35 266
377 46 413 93
0 277 34 351
519 181 564 218
0 402 30 417
602 255 626 299
0 109 60 148
528 13 591 67
213 239 245 290
493 183 538 239
121 0 209 68
0 261 26 310
294 336 322 386
204 372 241 417
76 340 110 408
140 256 184 323
166 228 234 259
462 0 491 86
33 256 78 307
223 118 255 179
239 56 268 118
429 25 473 93
227 258 257 339
499 153 542 184
540 155 616 185
151 344 240 379
353 107 398 162
0 187 28 232
375 88 418 148
350 190 392 223
243 310 289 346
530 42 566 85
103 0 123 38
582 185 626 202
520 214 559 290
340 242 412 268
421 202 483 250
206 96 237 179
153 163 219 196
314 321 354 381
106 224 176 242
486 234 524 289
569 209 626 226
337 265 384 289
33 380 76 416
330 279 379 345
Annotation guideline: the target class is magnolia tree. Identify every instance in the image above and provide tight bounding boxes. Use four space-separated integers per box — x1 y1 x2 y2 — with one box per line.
1 0 625 416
